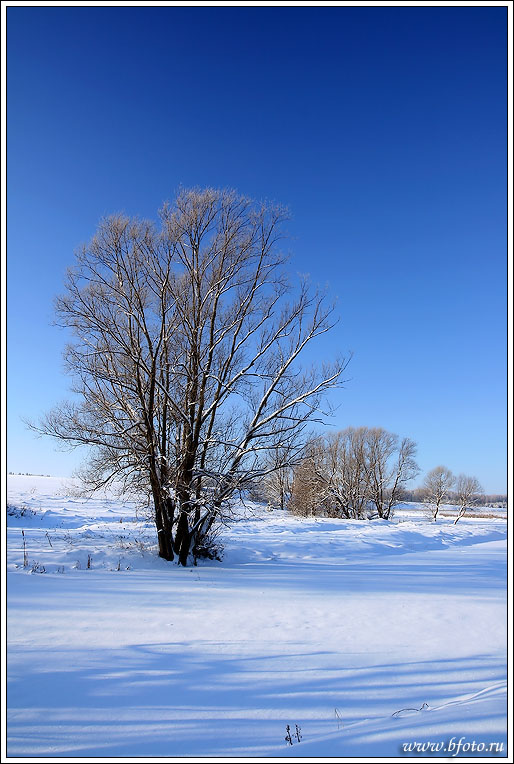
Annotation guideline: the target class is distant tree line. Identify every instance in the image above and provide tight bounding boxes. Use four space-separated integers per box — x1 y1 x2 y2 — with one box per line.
253 428 496 522
252 426 418 520
401 487 506 509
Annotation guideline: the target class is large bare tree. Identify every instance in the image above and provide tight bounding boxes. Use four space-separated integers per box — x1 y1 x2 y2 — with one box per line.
35 188 348 564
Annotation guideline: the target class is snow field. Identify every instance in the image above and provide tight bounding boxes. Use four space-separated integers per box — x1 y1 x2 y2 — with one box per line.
6 476 507 757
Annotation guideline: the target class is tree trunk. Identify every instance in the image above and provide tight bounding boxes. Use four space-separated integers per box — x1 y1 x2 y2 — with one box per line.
178 532 191 566
174 508 191 566
155 504 174 561
151 481 174 561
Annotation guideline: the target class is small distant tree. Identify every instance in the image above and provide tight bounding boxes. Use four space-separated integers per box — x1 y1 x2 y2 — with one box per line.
289 431 367 519
318 428 370 519
288 441 325 517
364 428 419 519
260 446 294 510
454 474 483 523
272 465 293 510
289 427 418 520
423 466 454 522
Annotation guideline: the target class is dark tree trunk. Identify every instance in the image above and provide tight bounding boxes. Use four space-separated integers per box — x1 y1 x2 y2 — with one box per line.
178 531 191 567
155 504 174 561
165 496 175 530
174 508 191 565
151 480 174 561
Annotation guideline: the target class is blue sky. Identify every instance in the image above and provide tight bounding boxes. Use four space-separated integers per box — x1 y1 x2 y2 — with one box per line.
7 6 507 492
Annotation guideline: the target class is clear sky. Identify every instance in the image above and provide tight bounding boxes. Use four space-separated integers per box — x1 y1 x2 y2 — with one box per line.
6 6 507 493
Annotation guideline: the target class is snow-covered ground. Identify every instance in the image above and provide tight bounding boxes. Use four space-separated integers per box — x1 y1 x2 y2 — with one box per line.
6 475 508 758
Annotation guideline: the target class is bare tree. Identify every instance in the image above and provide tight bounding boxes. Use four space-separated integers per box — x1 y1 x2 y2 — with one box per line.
260 445 295 510
363 428 419 520
288 445 324 518
453 474 484 523
33 188 348 565
289 427 418 520
311 428 370 519
422 466 455 522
